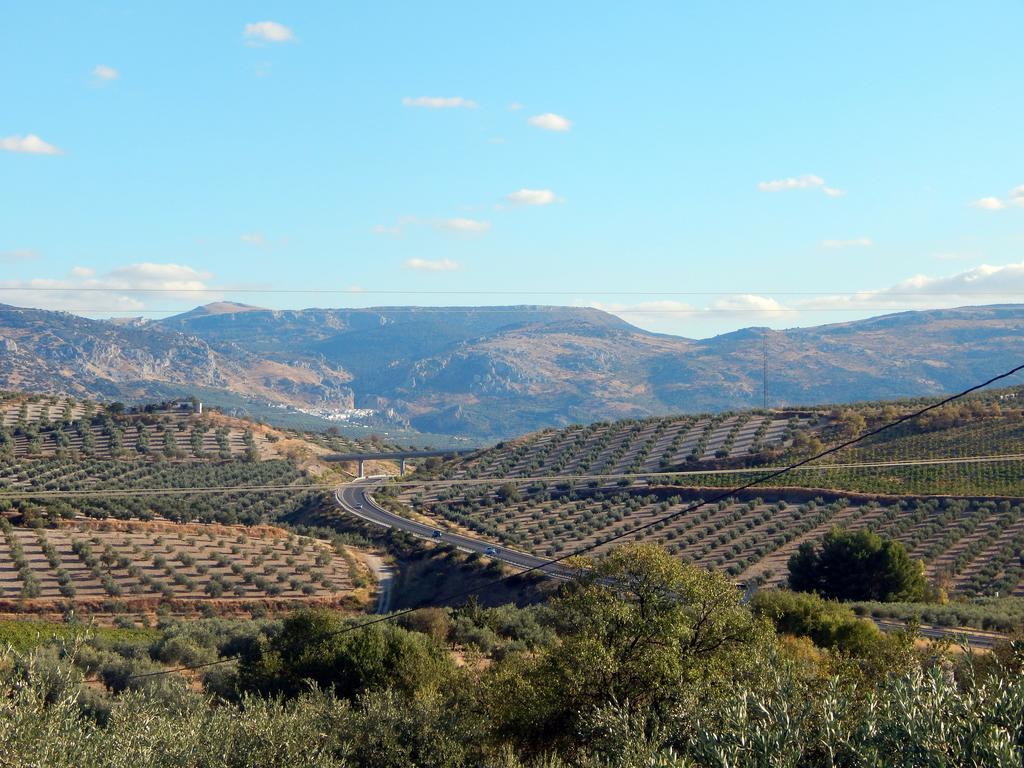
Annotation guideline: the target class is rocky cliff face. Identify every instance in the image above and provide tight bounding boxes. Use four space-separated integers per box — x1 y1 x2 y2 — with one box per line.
3 302 1023 438
0 305 354 410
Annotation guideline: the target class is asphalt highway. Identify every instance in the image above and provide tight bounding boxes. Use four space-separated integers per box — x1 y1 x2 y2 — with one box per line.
335 477 570 578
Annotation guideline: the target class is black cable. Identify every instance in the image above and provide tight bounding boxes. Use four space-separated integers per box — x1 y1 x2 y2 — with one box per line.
3 453 1024 500
2 287 1022 295
87 360 1024 682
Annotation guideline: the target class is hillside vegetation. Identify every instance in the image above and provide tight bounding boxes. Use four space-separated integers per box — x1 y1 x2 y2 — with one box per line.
2 545 1023 767
0 393 387 622
398 387 1024 597
0 517 362 620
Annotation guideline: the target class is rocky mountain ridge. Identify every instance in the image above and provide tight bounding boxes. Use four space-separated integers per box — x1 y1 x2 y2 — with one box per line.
2 302 1022 437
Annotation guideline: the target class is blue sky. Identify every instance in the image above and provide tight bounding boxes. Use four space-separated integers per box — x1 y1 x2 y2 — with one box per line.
1 1 1022 338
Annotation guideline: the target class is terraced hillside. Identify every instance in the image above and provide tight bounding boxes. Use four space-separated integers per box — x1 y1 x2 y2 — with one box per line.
0 392 406 460
0 457 320 525
0 394 272 461
402 483 1024 597
417 386 1023 496
393 387 1024 596
0 516 360 619
663 391 1024 497
435 410 820 481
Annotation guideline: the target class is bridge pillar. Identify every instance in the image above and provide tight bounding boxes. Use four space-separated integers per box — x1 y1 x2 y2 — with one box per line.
400 458 407 477
358 459 365 478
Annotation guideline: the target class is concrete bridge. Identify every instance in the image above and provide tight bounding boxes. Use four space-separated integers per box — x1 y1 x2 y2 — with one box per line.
324 449 477 477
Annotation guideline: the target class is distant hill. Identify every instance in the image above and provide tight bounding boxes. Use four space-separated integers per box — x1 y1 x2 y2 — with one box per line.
0 304 354 410
2 302 1023 437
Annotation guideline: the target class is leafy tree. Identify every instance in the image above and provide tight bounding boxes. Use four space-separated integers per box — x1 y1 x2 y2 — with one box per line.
750 589 885 655
788 527 927 602
495 483 519 503
237 609 456 701
488 544 769 752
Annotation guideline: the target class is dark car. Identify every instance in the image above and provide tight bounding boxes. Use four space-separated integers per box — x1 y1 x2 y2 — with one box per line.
431 529 443 539
484 546 497 556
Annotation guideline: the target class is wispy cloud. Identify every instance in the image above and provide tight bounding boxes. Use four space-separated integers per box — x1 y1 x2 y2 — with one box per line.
577 295 787 331
571 262 1024 338
507 102 524 111
92 64 119 81
240 233 266 246
506 188 560 206
527 113 572 132
806 263 1024 311
0 249 39 263
371 215 418 237
0 134 63 156
402 96 477 109
0 262 217 314
244 21 295 44
971 197 1006 210
708 294 788 317
757 174 844 197
970 185 1024 210
822 237 873 249
435 217 491 234
403 258 459 272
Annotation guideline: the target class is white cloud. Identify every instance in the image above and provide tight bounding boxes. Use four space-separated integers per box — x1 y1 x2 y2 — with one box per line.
403 258 459 272
0 134 63 155
879 263 1024 298
402 96 477 109
971 185 1024 210
580 295 786 320
799 262 1024 314
707 294 787 316
971 196 1006 210
371 224 402 236
436 217 491 234
508 102 524 111
822 237 873 249
574 261 1024 338
527 113 572 132
104 263 213 294
0 262 217 314
757 174 844 197
0 249 39 263
244 21 295 43
240 232 266 246
506 188 559 206
92 64 119 81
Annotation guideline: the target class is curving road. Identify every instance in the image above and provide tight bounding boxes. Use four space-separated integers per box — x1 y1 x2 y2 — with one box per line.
335 478 1007 649
335 478 569 578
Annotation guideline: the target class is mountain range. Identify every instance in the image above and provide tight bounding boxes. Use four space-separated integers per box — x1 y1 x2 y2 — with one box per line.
1 301 1022 438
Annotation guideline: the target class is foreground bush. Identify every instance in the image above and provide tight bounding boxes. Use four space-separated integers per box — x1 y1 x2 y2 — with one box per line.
3 648 1024 767
2 544 1023 766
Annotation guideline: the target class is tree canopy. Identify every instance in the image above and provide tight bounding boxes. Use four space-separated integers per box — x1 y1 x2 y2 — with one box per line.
788 527 927 602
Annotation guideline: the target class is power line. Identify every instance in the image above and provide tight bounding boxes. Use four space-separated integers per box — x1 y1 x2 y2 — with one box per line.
0 306 1013 315
3 453 1024 500
98 360 1024 682
2 287 1023 296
